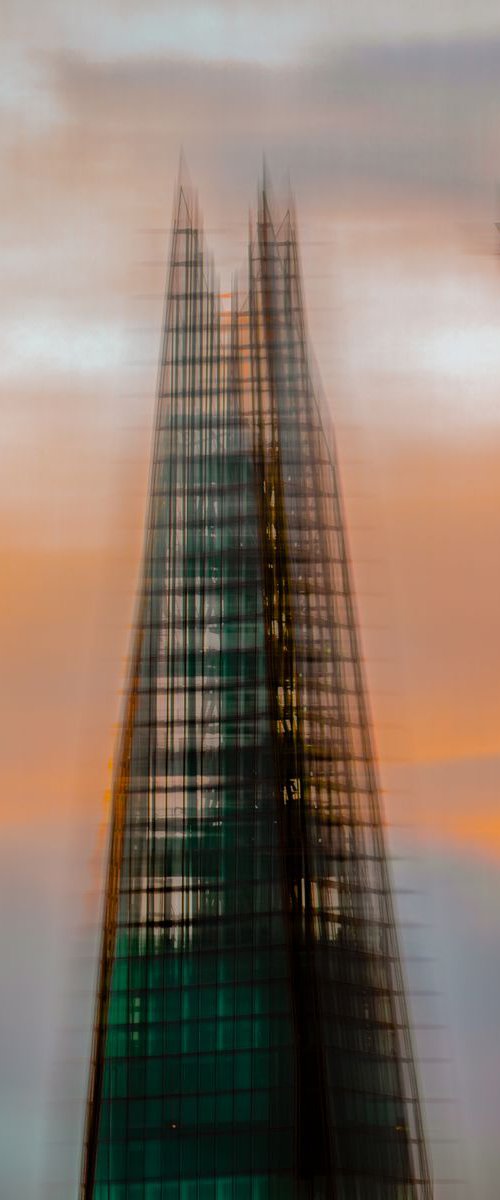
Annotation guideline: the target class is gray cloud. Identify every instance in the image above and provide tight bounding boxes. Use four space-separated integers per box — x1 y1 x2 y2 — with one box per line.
43 36 500 206
3 34 500 348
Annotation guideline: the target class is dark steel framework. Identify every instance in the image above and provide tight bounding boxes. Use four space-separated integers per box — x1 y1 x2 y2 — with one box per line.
81 180 432 1199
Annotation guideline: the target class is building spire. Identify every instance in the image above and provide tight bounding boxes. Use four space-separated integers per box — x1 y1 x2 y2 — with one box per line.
81 172 432 1200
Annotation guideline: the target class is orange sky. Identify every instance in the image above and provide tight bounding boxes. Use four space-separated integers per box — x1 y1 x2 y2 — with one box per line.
3 426 499 853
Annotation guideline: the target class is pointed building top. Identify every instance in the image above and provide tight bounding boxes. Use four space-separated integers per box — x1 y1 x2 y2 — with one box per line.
171 153 199 234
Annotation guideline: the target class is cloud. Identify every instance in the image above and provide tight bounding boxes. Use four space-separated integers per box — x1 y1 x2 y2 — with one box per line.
327 227 500 437
2 35 500 448
5 0 500 64
2 34 498 453
42 36 500 203
4 32 500 257
1 315 126 377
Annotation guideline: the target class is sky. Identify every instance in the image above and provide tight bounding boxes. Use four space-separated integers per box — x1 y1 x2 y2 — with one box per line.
2 1 500 1196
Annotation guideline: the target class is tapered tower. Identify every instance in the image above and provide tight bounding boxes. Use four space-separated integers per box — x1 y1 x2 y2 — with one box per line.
81 179 431 1199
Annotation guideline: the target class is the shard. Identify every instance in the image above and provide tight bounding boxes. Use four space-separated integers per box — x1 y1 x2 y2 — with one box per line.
81 177 432 1199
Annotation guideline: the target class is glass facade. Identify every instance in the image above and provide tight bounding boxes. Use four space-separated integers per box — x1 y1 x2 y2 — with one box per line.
81 184 432 1199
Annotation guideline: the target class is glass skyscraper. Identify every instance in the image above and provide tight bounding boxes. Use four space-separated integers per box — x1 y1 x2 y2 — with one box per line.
81 179 432 1199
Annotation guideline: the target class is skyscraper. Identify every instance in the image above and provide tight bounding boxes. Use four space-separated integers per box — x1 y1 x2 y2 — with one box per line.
81 178 432 1199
